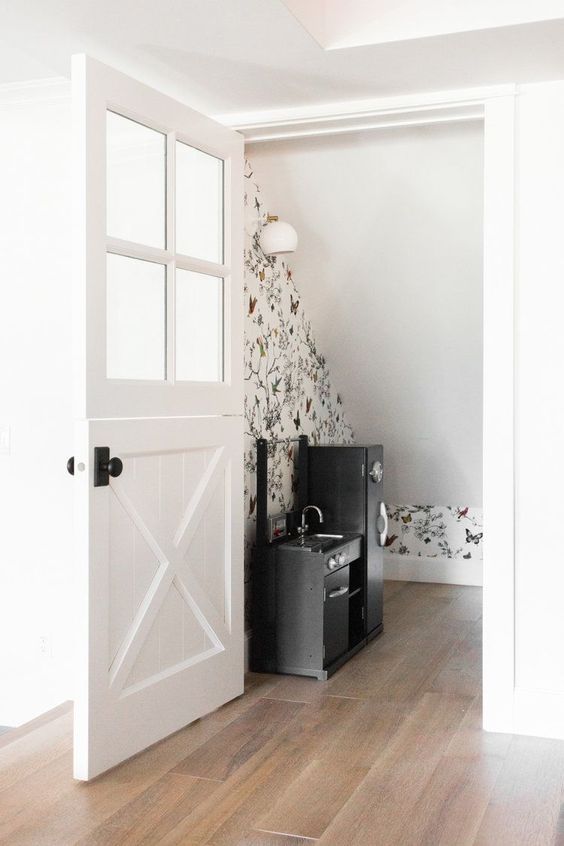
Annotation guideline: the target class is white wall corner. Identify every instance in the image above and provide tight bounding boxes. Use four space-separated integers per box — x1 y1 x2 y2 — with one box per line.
513 688 564 740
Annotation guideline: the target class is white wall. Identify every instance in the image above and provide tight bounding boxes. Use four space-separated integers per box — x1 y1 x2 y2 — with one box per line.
512 81 564 737
247 122 484 506
0 88 74 725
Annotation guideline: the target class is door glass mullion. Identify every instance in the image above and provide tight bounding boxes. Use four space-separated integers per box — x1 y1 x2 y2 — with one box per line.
166 131 176 382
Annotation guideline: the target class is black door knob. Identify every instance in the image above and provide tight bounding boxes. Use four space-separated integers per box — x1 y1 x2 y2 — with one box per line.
106 457 123 478
67 456 75 476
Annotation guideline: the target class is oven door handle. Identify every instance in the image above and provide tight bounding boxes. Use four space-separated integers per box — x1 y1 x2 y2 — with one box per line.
376 502 388 547
328 586 349 599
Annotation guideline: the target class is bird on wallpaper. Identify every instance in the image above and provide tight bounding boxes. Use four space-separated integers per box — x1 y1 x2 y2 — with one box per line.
254 196 260 212
306 397 312 413
248 495 257 517
272 377 282 394
287 446 294 461
259 270 265 282
463 552 472 559
293 410 301 431
290 295 299 314
249 295 257 315
287 268 293 282
465 529 483 544
257 337 266 357
457 506 469 520
385 534 398 547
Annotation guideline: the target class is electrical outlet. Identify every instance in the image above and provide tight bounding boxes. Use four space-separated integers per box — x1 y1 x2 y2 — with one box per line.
39 636 52 658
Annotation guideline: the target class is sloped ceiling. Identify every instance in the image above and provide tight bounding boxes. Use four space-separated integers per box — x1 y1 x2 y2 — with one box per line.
282 0 564 49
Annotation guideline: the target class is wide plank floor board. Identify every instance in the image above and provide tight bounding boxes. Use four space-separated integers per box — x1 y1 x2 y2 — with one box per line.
2 583 564 846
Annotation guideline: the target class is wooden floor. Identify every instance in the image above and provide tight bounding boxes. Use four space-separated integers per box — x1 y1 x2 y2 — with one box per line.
2 581 564 846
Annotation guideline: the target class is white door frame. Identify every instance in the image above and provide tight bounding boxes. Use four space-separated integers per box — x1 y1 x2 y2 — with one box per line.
227 86 518 734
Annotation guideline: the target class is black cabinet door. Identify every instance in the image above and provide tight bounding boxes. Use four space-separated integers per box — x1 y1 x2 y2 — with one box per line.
324 567 350 667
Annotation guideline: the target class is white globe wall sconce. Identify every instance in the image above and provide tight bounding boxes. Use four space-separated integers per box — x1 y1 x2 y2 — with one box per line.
259 213 298 256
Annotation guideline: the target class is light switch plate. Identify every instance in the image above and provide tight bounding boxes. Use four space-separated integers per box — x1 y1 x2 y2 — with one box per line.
0 424 11 454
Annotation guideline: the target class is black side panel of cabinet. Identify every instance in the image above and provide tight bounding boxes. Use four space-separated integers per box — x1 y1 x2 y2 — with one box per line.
249 546 277 672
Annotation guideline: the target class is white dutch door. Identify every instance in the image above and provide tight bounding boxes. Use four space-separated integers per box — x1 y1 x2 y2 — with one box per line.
71 55 244 780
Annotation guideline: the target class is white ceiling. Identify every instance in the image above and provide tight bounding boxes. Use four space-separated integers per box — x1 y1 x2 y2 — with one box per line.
283 0 564 49
2 0 564 120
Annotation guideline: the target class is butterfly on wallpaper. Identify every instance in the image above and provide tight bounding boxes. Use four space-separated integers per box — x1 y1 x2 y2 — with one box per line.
306 397 312 413
271 377 282 394
463 552 472 559
257 337 266 357
456 507 469 520
289 326 294 335
401 514 412 524
249 295 257 315
290 295 299 314
465 529 483 545
385 534 398 547
293 410 301 431
248 495 257 516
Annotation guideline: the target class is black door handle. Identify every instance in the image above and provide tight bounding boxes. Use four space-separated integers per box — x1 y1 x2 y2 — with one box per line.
67 456 75 476
106 457 123 477
94 447 123 487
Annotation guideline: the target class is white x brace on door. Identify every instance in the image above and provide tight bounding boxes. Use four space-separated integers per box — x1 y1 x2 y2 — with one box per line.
72 56 244 780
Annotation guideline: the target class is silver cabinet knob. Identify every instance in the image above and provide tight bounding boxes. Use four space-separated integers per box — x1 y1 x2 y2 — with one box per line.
327 557 339 569
369 461 383 483
337 552 347 565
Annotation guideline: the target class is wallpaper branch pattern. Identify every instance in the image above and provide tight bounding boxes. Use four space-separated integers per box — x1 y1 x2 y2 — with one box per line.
243 160 353 610
385 505 483 560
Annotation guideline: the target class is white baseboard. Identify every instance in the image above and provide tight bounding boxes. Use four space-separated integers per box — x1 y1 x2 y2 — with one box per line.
513 687 564 740
384 554 483 586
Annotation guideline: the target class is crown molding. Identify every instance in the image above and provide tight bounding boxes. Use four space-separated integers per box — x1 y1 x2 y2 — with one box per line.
0 77 70 107
216 83 516 142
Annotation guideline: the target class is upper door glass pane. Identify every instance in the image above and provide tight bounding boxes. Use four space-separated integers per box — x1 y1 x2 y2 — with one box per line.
106 111 166 248
107 253 166 381
176 141 223 263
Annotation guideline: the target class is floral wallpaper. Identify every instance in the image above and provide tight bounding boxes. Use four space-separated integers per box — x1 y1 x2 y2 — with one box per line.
385 505 483 560
243 160 354 611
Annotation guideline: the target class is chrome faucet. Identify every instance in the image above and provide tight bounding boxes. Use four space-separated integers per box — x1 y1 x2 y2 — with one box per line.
301 505 324 538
